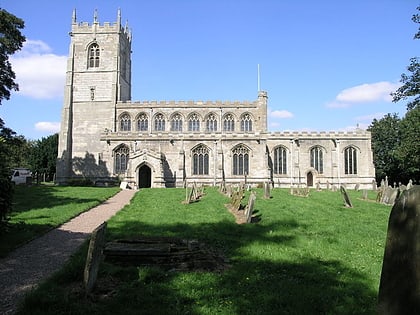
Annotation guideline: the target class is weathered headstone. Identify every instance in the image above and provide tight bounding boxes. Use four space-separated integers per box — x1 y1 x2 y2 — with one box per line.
354 183 360 191
372 179 377 191
382 187 399 206
407 179 413 190
378 186 420 314
263 181 271 199
120 181 128 189
340 185 353 208
84 222 107 294
244 192 257 223
315 181 321 191
362 189 368 200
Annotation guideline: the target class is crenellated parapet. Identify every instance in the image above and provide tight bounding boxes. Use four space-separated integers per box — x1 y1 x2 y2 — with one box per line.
70 9 131 41
268 129 371 139
118 100 257 108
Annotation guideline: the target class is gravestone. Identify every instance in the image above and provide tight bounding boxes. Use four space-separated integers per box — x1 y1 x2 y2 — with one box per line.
340 185 353 208
362 189 368 200
407 179 413 190
382 187 399 206
315 181 321 191
84 222 107 294
263 181 271 199
326 181 330 191
378 186 420 314
372 179 377 191
244 192 257 223
120 181 128 189
354 183 360 191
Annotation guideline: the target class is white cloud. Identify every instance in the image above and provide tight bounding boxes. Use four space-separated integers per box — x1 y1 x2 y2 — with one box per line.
354 112 386 121
270 110 294 118
10 40 67 99
326 81 400 108
35 122 61 133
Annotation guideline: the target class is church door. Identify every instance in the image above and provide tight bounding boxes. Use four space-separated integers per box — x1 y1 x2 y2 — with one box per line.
307 172 314 187
138 165 151 188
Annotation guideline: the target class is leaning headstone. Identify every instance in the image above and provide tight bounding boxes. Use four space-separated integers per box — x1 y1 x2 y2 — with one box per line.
120 181 128 189
382 187 399 206
340 185 353 208
354 183 360 191
315 181 321 191
244 192 257 223
377 186 420 314
84 222 107 294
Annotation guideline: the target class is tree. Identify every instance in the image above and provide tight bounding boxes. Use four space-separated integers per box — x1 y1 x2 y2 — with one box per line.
368 114 401 183
29 134 58 181
392 6 420 110
395 106 420 181
0 8 25 104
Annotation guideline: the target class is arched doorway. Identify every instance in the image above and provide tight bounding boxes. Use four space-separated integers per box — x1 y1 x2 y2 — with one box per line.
307 172 314 187
138 165 151 188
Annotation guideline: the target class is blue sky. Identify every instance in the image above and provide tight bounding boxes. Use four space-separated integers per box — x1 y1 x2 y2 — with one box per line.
0 0 418 140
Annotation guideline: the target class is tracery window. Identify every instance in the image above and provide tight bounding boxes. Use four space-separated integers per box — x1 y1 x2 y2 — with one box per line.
171 113 183 132
206 113 217 132
137 113 148 131
120 113 131 131
240 113 252 132
114 145 129 174
188 113 200 132
154 113 165 131
344 146 358 175
88 43 100 68
310 146 324 174
223 114 235 132
232 145 249 176
273 146 287 175
192 145 209 175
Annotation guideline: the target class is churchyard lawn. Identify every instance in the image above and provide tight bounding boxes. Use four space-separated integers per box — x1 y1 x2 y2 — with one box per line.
0 185 120 257
17 187 390 314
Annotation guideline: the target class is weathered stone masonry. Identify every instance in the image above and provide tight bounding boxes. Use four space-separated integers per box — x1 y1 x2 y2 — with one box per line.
57 10 376 189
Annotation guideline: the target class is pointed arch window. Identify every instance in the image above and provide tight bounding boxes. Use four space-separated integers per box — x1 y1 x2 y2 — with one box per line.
344 146 358 175
114 145 129 174
223 114 235 132
310 146 324 174
120 114 131 131
206 113 217 132
192 145 209 175
232 145 249 176
273 146 287 175
154 113 165 131
137 113 148 131
88 43 100 68
188 113 200 132
240 113 253 132
171 113 183 132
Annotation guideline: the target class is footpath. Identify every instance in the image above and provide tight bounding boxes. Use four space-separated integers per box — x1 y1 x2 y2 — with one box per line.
0 189 137 315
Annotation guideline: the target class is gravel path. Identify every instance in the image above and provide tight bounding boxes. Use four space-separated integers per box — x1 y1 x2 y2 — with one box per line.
0 189 137 315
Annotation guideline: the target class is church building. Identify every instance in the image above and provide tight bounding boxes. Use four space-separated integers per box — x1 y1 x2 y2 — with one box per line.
57 10 376 189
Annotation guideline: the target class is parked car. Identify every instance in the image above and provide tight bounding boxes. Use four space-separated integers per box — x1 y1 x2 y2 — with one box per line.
11 168 32 185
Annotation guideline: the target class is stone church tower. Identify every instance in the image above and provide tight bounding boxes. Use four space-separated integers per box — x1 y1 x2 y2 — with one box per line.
57 10 376 189
57 9 132 182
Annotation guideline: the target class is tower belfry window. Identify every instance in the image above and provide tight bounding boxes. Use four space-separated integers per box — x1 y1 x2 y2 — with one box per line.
88 43 100 68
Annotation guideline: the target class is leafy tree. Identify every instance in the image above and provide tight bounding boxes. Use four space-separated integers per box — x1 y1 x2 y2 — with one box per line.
0 9 25 225
29 134 58 182
392 6 420 110
0 8 25 104
395 106 420 181
368 114 401 183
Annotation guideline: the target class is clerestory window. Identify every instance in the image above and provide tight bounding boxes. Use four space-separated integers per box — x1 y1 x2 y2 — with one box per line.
120 114 131 131
171 113 183 132
137 113 148 131
206 113 217 132
188 113 200 132
223 113 235 132
240 113 252 132
154 113 165 131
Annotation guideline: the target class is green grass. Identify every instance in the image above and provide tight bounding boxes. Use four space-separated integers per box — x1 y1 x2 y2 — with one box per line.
0 185 120 256
16 187 391 314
